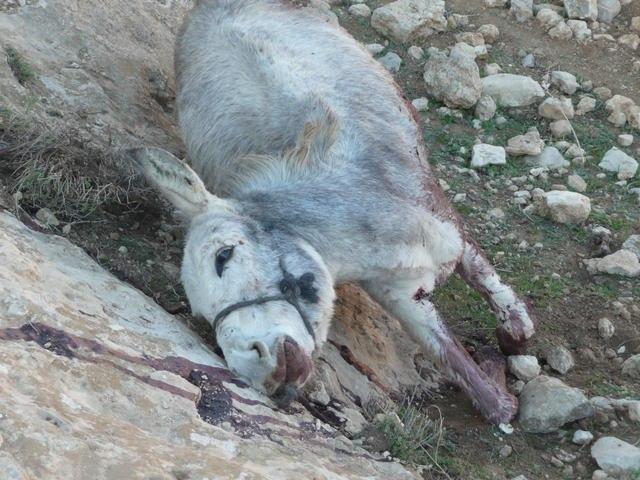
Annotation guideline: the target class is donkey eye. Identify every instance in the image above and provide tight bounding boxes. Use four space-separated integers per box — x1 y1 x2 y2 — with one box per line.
215 246 234 277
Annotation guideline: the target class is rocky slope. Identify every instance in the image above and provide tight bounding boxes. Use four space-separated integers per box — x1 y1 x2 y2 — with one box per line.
2 0 640 479
0 2 439 478
0 208 418 479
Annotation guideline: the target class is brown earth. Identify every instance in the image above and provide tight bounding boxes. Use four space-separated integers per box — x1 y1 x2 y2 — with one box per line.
1 0 639 479
333 1 640 478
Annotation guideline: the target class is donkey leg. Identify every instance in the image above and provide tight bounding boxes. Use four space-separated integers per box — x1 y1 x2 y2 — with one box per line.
362 279 518 425
456 240 536 355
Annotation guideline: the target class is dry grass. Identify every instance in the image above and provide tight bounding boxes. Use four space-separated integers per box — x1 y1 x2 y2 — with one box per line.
0 111 143 221
367 390 452 478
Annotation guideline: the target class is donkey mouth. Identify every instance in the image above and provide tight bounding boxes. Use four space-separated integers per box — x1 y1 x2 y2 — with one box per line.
268 336 313 407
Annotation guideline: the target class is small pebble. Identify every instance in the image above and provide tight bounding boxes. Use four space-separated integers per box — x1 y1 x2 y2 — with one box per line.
618 134 633 146
500 444 513 458
509 380 525 395
572 430 594 445
598 318 615 339
407 45 424 60
550 456 564 467
522 53 535 67
348 3 371 17
35 208 60 227
411 97 429 112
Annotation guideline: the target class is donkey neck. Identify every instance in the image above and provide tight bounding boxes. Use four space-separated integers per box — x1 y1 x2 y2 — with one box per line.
235 171 429 281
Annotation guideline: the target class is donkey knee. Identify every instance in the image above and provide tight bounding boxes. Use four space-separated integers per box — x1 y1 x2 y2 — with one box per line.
457 240 536 355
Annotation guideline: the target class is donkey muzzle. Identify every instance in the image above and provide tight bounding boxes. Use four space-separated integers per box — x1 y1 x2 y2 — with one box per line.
268 336 313 406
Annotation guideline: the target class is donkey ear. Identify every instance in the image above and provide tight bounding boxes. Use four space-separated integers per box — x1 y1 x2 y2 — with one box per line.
125 147 219 218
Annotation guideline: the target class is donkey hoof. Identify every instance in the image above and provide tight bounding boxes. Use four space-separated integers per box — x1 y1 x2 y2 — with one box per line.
496 327 528 356
486 391 519 426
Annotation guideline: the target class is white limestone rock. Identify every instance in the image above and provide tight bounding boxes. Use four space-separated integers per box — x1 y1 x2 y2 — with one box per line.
599 147 638 180
471 144 507 168
423 51 482 108
481 74 545 107
591 437 640 477
539 190 591 224
518 376 593 433
371 0 447 43
538 96 575 120
551 71 579 95
524 147 570 169
564 0 598 20
583 250 640 277
508 355 541 381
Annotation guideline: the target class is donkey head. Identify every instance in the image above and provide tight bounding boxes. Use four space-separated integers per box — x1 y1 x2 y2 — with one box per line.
126 147 335 405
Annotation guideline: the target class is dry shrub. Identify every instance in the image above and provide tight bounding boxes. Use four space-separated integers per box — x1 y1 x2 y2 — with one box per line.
0 111 145 220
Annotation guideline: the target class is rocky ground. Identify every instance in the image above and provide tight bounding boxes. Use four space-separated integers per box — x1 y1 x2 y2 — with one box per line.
1 0 640 479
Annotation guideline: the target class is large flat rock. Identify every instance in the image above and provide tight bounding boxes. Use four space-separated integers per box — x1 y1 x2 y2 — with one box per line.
0 0 187 150
0 0 439 416
0 2 441 476
0 210 417 479
591 436 640 477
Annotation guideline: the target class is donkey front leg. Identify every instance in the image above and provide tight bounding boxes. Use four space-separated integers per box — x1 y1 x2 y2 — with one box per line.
457 240 536 355
362 279 518 425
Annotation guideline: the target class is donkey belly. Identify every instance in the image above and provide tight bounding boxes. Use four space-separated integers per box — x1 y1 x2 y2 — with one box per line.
176 1 464 278
176 1 420 196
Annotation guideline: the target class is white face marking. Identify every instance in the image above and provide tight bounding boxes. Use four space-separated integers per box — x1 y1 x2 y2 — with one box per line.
126 146 337 398
180 212 335 395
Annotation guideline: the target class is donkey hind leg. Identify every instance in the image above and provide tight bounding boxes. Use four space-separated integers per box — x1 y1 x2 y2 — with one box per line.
362 279 518 425
457 240 536 356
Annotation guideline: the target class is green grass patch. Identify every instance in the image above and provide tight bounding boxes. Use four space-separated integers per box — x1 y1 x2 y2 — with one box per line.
484 240 568 309
480 110 536 145
482 160 529 179
5 46 35 85
590 210 635 233
570 118 617 161
454 202 474 217
589 282 619 300
434 276 497 330
510 272 565 309
426 129 474 164
588 372 639 398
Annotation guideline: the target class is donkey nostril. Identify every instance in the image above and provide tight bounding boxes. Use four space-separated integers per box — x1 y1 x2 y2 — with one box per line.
250 341 270 360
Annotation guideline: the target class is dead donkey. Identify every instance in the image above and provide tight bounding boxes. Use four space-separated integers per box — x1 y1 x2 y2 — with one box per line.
127 0 536 424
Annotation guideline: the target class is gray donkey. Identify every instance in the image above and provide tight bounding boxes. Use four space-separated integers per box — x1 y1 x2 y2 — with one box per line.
127 0 535 424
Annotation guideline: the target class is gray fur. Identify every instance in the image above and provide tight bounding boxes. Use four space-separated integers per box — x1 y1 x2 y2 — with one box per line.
175 0 460 281
129 0 535 423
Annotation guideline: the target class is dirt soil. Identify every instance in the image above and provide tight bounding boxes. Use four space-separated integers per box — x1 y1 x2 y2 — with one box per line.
2 1 640 479
329 2 640 479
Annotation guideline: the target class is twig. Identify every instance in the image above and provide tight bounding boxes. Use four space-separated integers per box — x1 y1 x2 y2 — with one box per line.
541 82 586 165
